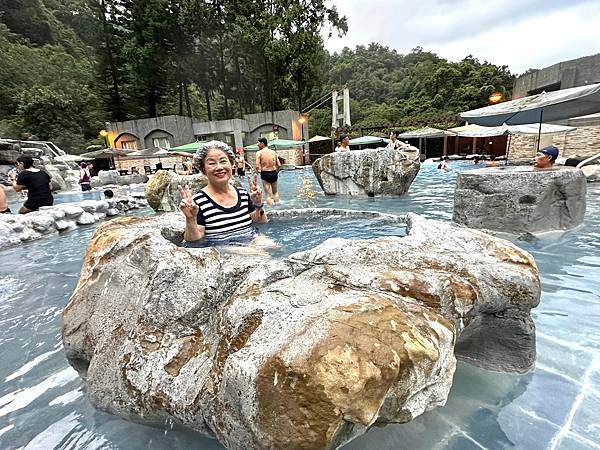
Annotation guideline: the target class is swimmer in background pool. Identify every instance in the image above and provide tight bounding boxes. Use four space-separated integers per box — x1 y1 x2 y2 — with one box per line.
179 140 268 244
235 149 246 177
255 137 281 206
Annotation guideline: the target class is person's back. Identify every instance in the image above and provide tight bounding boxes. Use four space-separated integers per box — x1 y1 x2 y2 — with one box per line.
255 138 281 205
17 170 53 204
0 186 9 213
257 148 279 171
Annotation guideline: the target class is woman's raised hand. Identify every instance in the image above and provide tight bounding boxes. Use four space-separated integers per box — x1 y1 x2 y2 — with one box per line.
247 173 262 206
178 185 199 219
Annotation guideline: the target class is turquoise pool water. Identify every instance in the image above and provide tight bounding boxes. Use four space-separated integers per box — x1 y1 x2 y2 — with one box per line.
1 162 599 449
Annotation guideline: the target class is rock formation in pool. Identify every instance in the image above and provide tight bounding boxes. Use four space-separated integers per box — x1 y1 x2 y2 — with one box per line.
312 147 420 196
453 166 587 234
0 139 80 191
144 170 208 211
62 210 540 450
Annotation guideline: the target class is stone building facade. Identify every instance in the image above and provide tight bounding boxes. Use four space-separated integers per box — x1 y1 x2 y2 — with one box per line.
106 110 307 154
510 53 600 160
105 110 308 167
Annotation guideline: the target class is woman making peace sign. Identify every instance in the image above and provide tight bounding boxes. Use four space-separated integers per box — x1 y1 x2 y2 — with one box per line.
179 141 267 243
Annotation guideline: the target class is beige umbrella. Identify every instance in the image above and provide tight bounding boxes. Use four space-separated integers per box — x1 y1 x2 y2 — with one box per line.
308 135 331 142
53 154 93 162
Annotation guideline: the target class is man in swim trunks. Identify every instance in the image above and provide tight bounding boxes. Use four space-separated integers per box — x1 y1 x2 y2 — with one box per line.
255 137 281 205
236 149 246 177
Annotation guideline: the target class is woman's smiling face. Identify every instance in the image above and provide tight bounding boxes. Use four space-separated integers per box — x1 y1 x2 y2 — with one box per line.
203 148 232 183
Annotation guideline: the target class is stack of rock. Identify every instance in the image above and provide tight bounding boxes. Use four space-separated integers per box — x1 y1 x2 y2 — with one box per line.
0 139 81 191
145 170 208 212
312 147 420 196
62 210 540 450
91 170 149 188
0 196 147 250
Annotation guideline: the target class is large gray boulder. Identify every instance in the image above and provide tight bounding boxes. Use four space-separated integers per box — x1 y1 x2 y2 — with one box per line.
312 147 420 196
144 170 208 212
43 164 70 191
581 164 600 182
453 166 587 234
0 196 147 250
0 140 21 165
62 210 539 450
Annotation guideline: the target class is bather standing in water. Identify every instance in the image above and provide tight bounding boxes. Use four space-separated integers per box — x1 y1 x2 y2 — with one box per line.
179 140 268 244
255 137 281 206
11 154 54 214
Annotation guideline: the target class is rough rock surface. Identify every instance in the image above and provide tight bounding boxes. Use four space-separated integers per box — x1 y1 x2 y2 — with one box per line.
581 164 600 182
43 164 78 191
453 166 587 233
0 141 21 165
62 210 539 450
145 170 208 211
312 147 420 196
90 170 149 188
0 196 147 250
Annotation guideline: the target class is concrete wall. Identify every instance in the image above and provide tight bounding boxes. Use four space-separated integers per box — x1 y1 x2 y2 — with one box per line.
107 110 309 152
245 146 306 168
108 115 195 149
193 118 247 135
513 53 600 99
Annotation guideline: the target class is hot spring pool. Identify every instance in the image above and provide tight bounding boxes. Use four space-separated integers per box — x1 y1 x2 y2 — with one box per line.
1 162 599 450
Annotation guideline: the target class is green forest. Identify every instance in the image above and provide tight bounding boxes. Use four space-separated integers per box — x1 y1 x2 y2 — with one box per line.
0 0 515 153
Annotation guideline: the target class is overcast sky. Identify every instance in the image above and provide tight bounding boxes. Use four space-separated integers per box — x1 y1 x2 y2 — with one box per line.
323 0 600 75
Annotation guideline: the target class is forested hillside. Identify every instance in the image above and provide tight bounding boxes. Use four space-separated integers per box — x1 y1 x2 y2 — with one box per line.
0 0 513 152
309 44 514 136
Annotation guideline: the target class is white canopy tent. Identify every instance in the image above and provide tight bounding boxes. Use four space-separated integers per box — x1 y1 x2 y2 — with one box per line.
460 83 600 126
396 127 455 159
396 127 454 139
451 123 577 137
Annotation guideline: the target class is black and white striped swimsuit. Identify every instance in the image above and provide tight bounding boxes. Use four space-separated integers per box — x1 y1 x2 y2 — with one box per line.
193 187 256 241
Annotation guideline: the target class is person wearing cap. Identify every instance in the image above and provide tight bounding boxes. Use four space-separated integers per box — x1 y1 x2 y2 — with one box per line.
534 146 559 169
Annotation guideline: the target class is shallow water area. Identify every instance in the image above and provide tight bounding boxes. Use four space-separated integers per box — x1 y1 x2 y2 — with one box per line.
183 215 406 258
1 162 599 449
258 215 406 258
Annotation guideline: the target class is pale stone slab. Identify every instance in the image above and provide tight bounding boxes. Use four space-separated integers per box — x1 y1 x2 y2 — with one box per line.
453 166 587 233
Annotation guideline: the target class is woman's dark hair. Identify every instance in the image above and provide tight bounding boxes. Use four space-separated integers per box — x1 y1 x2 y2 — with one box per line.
339 134 348 142
257 137 268 146
391 130 400 138
103 189 114 198
17 154 34 169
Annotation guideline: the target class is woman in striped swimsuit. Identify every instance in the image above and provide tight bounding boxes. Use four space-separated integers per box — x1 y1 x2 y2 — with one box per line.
179 140 268 244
